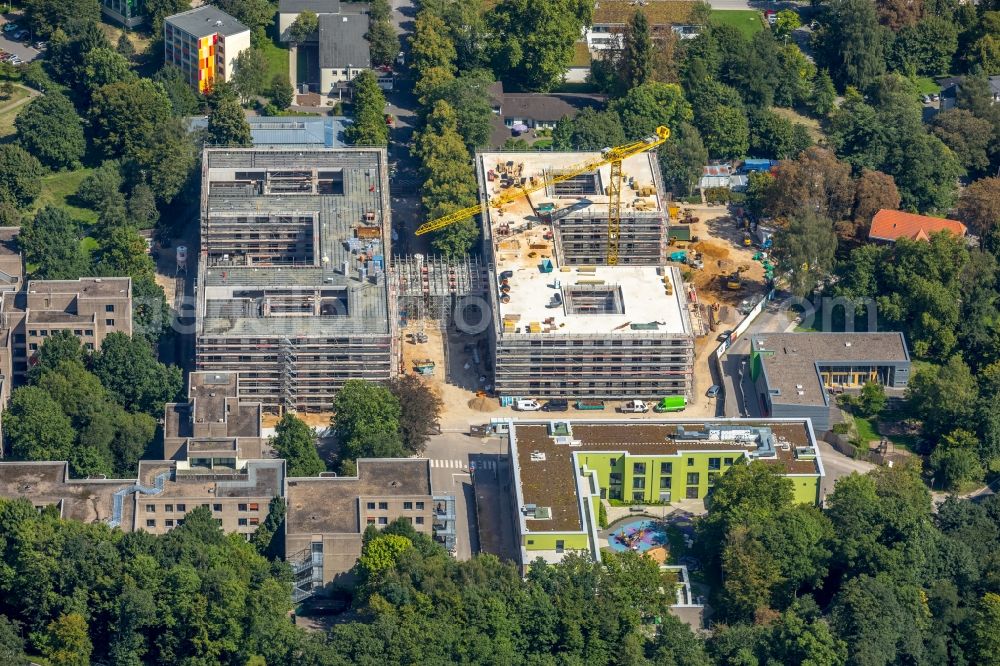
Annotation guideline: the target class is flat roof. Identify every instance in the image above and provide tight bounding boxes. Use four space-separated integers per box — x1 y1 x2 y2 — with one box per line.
510 419 822 532
478 151 691 338
198 148 391 338
593 0 698 25
0 462 131 523
166 5 249 37
285 459 432 535
752 332 910 407
27 277 131 299
188 116 350 148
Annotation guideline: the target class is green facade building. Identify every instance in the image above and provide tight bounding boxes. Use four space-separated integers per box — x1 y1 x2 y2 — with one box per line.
504 419 824 566
101 0 146 28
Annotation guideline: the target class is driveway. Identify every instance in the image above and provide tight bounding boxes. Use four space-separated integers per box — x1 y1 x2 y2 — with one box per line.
818 439 874 501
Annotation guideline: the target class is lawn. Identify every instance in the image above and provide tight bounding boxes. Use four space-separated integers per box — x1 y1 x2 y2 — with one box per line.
260 35 290 85
846 411 918 452
710 10 764 38
913 76 942 95
772 106 826 144
0 86 36 139
29 168 98 225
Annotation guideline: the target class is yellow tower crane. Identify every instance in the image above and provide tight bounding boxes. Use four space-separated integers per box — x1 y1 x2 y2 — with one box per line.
414 126 671 266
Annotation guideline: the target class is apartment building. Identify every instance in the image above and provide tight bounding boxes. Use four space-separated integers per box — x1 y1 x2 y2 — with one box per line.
504 418 824 567
477 151 695 400
164 6 251 93
195 147 396 413
100 0 145 28
750 332 911 433
585 0 701 52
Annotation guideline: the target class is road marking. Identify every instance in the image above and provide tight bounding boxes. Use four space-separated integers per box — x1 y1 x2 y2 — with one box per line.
430 459 497 470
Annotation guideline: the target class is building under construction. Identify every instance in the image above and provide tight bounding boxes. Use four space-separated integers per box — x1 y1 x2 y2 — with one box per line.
477 151 696 399
195 147 396 413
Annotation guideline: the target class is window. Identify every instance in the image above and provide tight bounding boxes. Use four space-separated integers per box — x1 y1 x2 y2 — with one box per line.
708 473 719 486
146 504 156 512
609 472 623 484
378 502 388 510
415 517 424 525
633 477 645 489
708 458 721 471
556 540 565 553
28 330 35 336
39 330 47 337
687 473 700 485
238 503 247 511
85 329 93 336
633 491 645 501
238 518 248 526
73 329 82 335
177 504 186 512
164 504 173 512
249 503 259 511
404 501 413 510
213 503 222 512
660 477 672 489
633 462 646 475
215 519 223 526
165 519 174 527
105 304 115 312
724 457 734 466
687 458 694 466
686 487 699 499
416 501 424 510
28 343 37 350
366 502 376 509
378 517 388 525
659 462 672 474
366 517 376 525
105 319 115 326
249 517 259 526
146 519 156 528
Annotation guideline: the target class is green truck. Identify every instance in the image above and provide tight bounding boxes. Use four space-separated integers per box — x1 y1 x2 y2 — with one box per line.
654 396 687 412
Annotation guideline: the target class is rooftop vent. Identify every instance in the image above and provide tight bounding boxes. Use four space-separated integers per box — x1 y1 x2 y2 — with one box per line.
845 341 852 347
794 446 817 460
530 451 546 462
533 506 551 520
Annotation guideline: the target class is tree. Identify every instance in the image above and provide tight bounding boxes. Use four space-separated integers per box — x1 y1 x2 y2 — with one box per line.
816 0 887 90
207 94 253 146
210 0 275 33
146 0 192 35
749 108 811 160
24 0 99 37
811 69 837 116
96 226 156 279
27 330 85 382
958 177 1000 245
773 210 839 295
553 108 627 150
17 207 91 280
774 9 801 39
250 496 286 559
40 613 92 666
154 65 202 116
134 117 197 204
853 169 901 237
0 145 43 208
892 16 958 75
89 79 173 161
485 0 593 91
612 82 693 139
272 414 326 477
14 93 85 171
268 73 294 110
907 355 978 439
830 574 928 665
3 386 75 462
660 122 708 197
345 70 389 146
622 10 653 90
231 48 269 104
368 18 399 67
128 183 159 230
931 429 985 490
421 71 496 151
876 0 922 29
973 592 1000 666
116 33 135 60
700 103 750 159
288 10 318 43
358 533 413 578
387 375 443 455
410 11 457 76
76 161 126 216
0 616 27 666
91 332 183 414
764 147 856 223
857 381 887 416
332 379 403 465
81 48 136 94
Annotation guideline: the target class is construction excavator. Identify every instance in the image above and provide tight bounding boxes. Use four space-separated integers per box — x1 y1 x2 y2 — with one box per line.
414 126 671 266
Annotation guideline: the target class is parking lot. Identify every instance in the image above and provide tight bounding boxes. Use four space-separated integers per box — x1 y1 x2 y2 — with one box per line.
0 14 42 65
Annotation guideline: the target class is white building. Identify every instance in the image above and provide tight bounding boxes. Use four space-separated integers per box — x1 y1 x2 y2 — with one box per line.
164 6 251 94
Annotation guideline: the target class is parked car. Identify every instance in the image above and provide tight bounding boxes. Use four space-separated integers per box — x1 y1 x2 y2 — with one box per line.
716 329 733 342
8 56 21 65
541 399 569 412
706 385 722 398
619 400 649 413
515 398 542 411
13 30 28 41
33 41 46 50
3 23 18 34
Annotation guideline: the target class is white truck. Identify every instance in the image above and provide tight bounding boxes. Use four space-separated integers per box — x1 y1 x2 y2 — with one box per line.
619 400 649 413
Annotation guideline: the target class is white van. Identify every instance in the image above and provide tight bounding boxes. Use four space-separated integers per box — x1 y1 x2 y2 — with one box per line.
515 399 542 411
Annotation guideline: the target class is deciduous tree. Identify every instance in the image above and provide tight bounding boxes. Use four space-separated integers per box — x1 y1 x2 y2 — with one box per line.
288 10 318 43
208 94 253 146
272 414 326 477
773 210 838 295
17 206 91 280
91 332 183 414
0 145 43 208
14 93 86 171
387 375 443 455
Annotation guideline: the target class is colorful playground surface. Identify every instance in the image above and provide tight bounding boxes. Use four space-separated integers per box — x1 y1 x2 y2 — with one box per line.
607 518 669 556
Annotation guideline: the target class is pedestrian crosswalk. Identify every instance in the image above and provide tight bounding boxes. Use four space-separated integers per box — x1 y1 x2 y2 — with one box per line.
430 459 497 470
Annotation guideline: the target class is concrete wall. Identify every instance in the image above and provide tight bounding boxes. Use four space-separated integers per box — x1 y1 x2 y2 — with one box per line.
220 30 252 83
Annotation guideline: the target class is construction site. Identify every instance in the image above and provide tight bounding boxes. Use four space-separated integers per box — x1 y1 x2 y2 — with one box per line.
195 147 396 413
476 149 697 400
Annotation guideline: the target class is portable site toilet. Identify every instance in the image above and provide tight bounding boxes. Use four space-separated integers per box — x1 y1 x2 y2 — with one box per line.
540 258 553 273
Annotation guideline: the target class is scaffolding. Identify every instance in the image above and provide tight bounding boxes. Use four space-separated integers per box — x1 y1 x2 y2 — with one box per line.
280 337 295 411
391 255 488 327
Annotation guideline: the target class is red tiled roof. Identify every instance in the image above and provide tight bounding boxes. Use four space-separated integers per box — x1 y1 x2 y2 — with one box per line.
869 209 967 242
